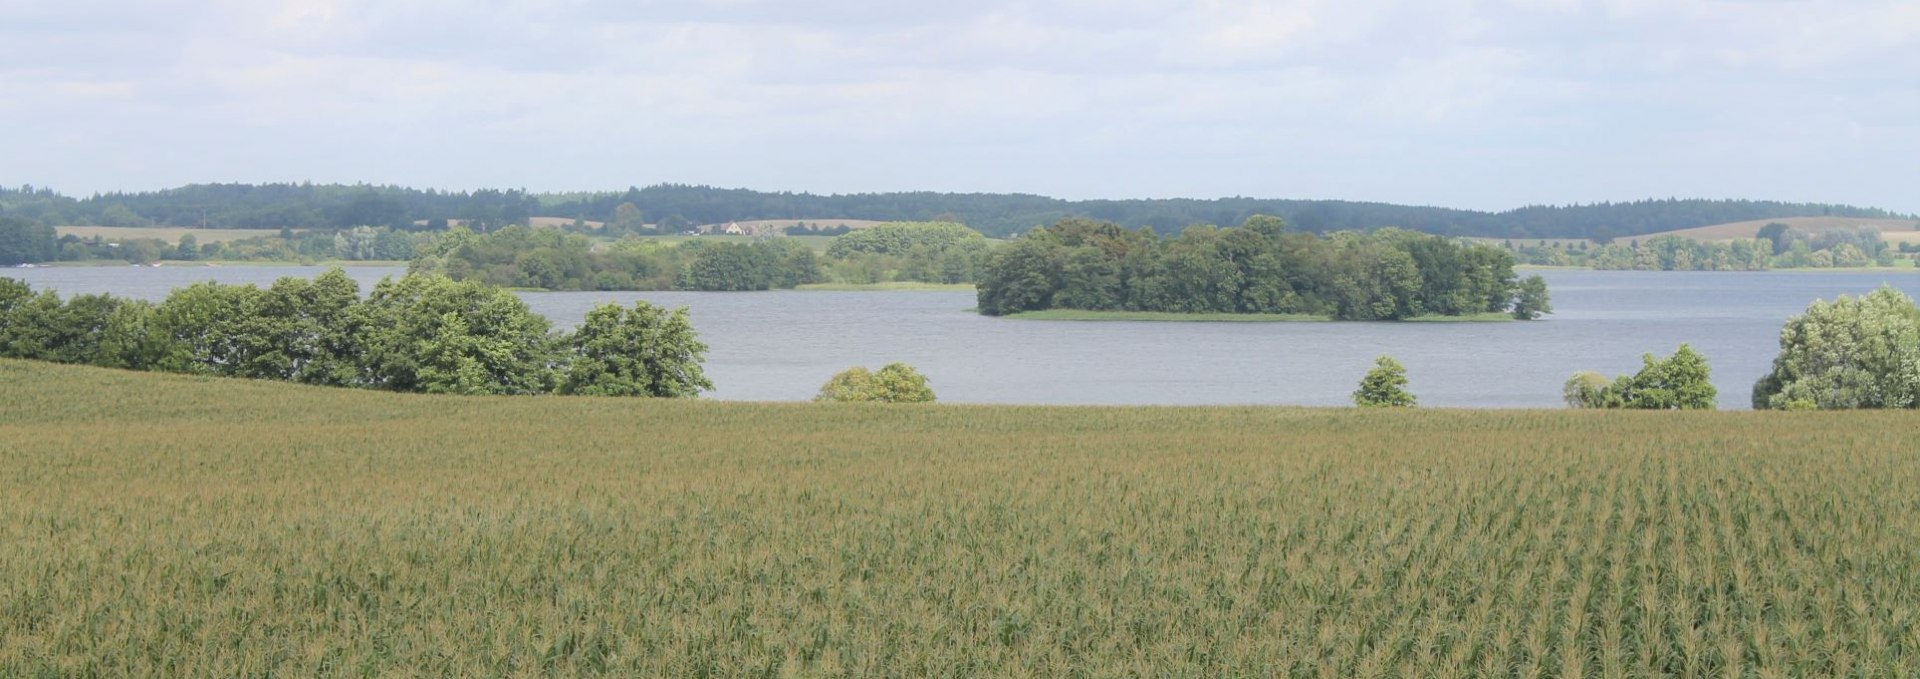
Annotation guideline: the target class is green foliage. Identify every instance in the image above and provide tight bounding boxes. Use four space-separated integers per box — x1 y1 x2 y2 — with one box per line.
559 301 712 398
1353 355 1416 407
8 182 1908 242
1569 344 1717 410
815 363 937 403
353 274 558 395
1752 286 1920 409
1511 228 1893 271
1511 275 1552 320
0 216 58 265
410 225 821 292
977 217 1538 320
1562 371 1612 408
0 271 718 399
823 222 989 285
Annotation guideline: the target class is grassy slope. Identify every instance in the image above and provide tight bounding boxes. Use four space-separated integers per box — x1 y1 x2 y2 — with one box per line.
3 360 1919 674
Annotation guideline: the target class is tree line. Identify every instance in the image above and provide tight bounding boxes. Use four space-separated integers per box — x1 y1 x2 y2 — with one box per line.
6 182 1909 241
1508 226 1905 270
409 222 989 291
976 216 1552 321
0 271 712 397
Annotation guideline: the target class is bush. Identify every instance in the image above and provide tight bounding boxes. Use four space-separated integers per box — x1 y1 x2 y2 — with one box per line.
1567 344 1717 410
816 363 936 403
1353 356 1415 407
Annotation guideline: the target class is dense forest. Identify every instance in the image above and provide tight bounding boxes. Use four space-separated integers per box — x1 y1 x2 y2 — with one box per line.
976 216 1550 321
409 221 990 291
3 183 1908 240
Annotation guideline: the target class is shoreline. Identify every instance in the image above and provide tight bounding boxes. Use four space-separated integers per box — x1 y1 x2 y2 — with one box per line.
1001 310 1516 323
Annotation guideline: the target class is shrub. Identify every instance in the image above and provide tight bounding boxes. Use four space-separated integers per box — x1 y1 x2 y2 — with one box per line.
816 363 936 403
1353 356 1415 407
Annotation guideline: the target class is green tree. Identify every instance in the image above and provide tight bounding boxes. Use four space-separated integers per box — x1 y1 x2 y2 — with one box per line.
1562 371 1612 408
815 363 936 403
353 274 558 395
1752 286 1920 409
0 216 57 265
1572 345 1718 410
1511 275 1552 320
558 301 713 398
175 234 200 261
1757 222 1791 255
1353 355 1415 407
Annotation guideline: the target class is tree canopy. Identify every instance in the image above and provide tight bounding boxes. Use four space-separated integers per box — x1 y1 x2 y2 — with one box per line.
1353 356 1416 407
976 216 1544 320
0 270 716 399
815 363 937 403
1752 287 1920 410
1565 344 1717 410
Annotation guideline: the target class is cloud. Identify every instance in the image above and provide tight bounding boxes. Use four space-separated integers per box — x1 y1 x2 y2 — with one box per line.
0 0 1915 212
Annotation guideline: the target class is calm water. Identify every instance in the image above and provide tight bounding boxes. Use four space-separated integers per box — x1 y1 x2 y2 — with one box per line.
11 265 1919 408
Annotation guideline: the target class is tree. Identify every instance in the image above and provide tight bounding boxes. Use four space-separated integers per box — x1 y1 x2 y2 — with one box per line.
0 216 57 265
1511 275 1552 320
1569 344 1717 410
610 202 644 234
815 363 936 403
558 301 713 398
1563 371 1612 408
1752 286 1920 409
1756 222 1791 255
1353 355 1415 407
352 274 558 395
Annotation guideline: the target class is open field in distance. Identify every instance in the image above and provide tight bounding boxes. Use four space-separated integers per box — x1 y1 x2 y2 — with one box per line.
4 359 1920 675
1641 217 1920 243
53 226 290 245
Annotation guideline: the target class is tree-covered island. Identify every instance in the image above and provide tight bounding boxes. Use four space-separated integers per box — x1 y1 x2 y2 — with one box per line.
977 216 1550 321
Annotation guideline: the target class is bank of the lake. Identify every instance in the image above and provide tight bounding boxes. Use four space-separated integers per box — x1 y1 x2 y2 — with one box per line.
1004 310 1514 322
795 282 977 291
34 259 409 268
1006 309 1329 322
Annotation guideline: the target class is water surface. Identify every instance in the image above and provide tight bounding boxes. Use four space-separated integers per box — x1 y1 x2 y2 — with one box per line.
11 265 1917 408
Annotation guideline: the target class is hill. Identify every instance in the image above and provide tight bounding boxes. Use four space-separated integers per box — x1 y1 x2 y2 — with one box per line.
4 183 1912 240
6 358 1920 674
1641 216 1920 245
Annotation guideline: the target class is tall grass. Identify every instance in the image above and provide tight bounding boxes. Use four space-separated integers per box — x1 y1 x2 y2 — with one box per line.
3 359 1919 675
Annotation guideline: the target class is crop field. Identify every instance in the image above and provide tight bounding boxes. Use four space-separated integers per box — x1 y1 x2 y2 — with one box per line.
4 359 1920 675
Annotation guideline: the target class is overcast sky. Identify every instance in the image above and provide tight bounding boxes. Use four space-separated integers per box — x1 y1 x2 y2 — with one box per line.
4 0 1916 212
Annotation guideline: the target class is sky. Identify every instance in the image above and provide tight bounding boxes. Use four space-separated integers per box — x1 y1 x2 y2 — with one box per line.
3 0 1917 212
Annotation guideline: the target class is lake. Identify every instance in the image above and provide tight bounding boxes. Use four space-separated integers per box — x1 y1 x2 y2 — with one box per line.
10 265 1919 408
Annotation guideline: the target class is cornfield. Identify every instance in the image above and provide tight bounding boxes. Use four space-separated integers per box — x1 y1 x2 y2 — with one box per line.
2 358 1918 676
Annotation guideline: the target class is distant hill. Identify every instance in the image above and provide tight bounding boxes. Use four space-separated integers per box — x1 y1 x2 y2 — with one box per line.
690 219 887 236
1640 217 1920 245
3 183 1910 241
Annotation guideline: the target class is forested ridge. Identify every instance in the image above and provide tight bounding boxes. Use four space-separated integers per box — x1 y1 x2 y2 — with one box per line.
2 183 1907 240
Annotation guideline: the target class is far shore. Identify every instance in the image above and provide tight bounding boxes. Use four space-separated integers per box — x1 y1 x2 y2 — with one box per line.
1001 310 1517 323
